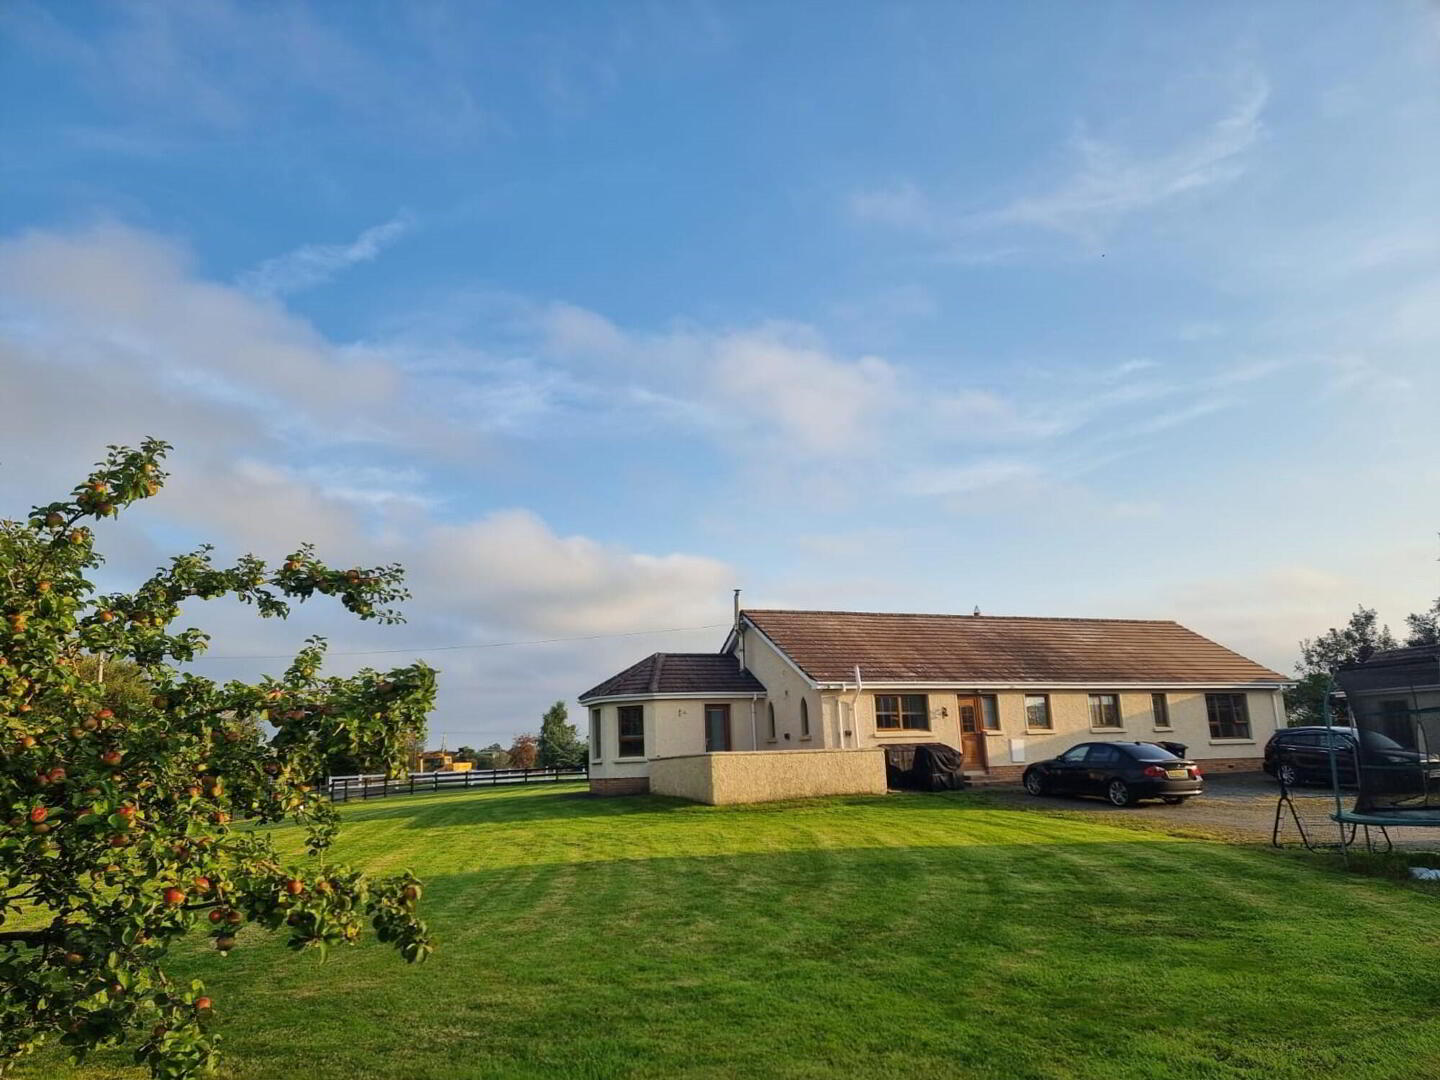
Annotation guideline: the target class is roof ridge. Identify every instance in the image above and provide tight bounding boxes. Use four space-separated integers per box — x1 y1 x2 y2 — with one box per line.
648 653 667 693
743 608 1179 625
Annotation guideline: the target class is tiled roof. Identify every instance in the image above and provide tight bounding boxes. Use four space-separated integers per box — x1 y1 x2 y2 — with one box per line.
742 609 1287 686
579 652 765 702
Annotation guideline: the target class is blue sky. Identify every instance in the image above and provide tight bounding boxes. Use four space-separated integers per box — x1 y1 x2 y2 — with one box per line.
2 1 1438 747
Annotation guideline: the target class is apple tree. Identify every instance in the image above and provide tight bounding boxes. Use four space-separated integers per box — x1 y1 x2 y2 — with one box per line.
1 440 437 1078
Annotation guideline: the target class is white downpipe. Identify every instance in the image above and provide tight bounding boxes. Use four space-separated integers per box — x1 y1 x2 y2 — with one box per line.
848 665 865 750
749 693 759 750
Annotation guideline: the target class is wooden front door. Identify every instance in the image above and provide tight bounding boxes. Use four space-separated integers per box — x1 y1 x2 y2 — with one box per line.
704 704 732 752
957 696 988 772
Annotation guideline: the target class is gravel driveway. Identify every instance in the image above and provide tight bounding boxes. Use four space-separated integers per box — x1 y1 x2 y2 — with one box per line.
980 769 1440 850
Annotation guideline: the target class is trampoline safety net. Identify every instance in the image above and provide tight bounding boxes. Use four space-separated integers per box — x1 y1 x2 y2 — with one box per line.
1335 645 1440 818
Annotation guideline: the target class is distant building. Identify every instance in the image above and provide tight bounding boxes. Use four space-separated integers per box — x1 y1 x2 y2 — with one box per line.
415 750 473 773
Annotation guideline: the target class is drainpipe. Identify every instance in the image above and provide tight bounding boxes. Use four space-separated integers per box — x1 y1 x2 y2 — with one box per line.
750 693 759 751
846 665 865 750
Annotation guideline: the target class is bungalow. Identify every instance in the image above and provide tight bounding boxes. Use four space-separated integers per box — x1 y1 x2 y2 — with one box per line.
579 608 1290 800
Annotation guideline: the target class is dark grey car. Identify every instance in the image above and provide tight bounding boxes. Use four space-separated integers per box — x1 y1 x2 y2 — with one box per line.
1023 741 1204 807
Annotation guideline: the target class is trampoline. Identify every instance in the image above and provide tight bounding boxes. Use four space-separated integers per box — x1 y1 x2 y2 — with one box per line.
1327 645 1440 854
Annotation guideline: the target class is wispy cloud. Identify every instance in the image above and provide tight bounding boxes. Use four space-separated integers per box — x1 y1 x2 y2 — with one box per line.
979 75 1268 244
849 181 933 229
851 72 1270 254
238 215 413 297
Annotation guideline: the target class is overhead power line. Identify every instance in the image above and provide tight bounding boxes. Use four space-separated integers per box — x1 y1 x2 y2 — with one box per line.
191 621 730 661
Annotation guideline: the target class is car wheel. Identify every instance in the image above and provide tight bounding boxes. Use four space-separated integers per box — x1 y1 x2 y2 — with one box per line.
1106 779 1136 807
1277 763 1299 788
1162 795 1187 805
1023 770 1047 796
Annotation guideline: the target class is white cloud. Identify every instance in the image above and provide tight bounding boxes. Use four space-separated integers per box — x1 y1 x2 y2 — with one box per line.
421 510 732 636
986 75 1268 243
238 215 412 297
929 390 1073 442
851 72 1269 253
0 223 403 433
0 223 740 743
903 460 1045 497
849 181 933 229
709 332 899 457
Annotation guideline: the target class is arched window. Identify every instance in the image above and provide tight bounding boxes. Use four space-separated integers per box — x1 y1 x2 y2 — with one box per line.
767 702 777 741
800 698 810 737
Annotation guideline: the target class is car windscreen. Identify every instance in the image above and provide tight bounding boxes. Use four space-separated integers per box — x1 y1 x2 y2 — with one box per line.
1126 743 1181 761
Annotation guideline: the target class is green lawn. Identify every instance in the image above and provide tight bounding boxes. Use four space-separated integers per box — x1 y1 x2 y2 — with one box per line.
17 784 1440 1080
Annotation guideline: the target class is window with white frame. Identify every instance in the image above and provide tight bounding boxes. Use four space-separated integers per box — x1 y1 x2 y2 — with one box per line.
1151 693 1171 729
617 705 645 758
1205 693 1251 740
980 694 1000 731
875 694 929 730
1088 693 1122 729
1024 694 1052 729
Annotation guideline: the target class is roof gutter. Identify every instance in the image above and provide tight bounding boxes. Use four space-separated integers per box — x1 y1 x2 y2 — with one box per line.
578 690 765 705
810 679 1293 691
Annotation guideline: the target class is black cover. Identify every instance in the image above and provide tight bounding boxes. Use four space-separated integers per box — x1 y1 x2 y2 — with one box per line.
883 742 968 792
1151 740 1188 758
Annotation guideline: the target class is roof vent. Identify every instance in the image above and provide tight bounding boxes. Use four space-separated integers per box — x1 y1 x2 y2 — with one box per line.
973 606 982 616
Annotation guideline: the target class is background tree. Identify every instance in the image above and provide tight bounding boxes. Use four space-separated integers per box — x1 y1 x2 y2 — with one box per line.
1 440 436 1079
507 733 538 770
1289 605 1402 725
452 745 477 764
1296 606 1398 676
72 655 155 716
537 701 584 769
1404 598 1440 647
